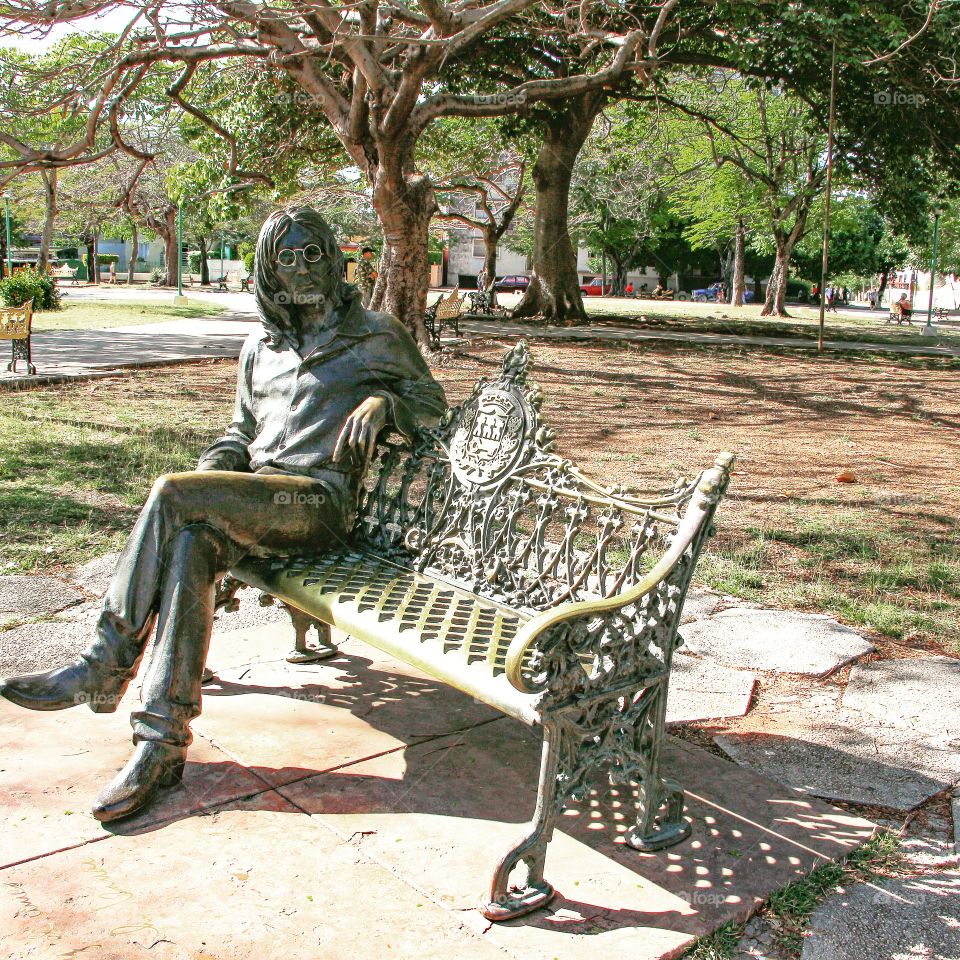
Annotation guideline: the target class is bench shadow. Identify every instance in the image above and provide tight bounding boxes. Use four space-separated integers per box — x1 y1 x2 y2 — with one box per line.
105 649 878 938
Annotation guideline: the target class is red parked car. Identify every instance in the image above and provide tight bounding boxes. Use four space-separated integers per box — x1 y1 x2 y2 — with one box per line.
579 276 613 296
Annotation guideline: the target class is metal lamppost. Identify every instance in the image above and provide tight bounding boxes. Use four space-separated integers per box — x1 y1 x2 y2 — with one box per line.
2 193 12 278
174 205 187 304
923 205 944 336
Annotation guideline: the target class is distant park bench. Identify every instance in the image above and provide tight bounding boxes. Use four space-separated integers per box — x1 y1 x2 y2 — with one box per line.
0 300 36 375
424 287 466 347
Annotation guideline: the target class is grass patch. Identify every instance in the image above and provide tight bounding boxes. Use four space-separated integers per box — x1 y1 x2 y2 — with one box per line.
32 299 229 331
684 832 903 959
698 511 960 652
0 363 234 573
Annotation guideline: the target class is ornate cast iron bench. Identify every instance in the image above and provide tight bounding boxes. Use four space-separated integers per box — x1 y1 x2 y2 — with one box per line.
0 300 37 375
424 287 466 347
466 289 508 317
225 342 734 922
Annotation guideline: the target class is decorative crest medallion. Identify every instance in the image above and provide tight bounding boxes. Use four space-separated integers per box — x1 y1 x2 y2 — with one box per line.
449 341 537 489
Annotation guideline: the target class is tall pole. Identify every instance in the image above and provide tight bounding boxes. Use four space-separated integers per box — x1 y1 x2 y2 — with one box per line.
3 194 12 278
219 233 224 282
924 208 943 335
818 37 839 352
176 205 183 297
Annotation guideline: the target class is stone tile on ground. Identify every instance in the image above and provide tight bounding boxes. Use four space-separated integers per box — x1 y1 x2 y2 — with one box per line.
0 794 506 960
67 552 121 597
681 608 874 675
0 575 84 626
273 720 874 960
715 711 960 810
667 653 756 723
842 655 960 741
0 601 101 676
0 697 270 869
799 870 960 960
679 587 726 625
194 634 501 788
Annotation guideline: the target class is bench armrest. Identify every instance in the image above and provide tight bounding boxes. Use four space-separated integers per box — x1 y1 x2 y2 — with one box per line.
504 454 733 693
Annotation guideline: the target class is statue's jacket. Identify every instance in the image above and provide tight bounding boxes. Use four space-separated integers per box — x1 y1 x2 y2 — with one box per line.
197 295 447 516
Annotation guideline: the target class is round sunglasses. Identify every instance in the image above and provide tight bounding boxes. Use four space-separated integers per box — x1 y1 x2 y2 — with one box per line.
276 244 325 267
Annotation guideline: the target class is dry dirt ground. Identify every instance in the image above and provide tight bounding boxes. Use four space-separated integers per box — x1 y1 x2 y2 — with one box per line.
4 336 959 656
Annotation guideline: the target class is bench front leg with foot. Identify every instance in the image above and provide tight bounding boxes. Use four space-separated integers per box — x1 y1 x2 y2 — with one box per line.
482 716 562 921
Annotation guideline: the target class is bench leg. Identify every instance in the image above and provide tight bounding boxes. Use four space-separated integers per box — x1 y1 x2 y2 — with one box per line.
623 680 691 852
481 717 560 922
283 604 338 663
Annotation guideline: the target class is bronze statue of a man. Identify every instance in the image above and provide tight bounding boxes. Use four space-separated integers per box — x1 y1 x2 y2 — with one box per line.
0 207 447 822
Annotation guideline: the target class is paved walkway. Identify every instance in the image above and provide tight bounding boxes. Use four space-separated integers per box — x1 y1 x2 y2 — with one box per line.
0 566 878 960
4 290 958 385
2 560 958 957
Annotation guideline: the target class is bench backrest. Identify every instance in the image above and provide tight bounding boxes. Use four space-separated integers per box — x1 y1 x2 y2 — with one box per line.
0 301 33 340
354 342 732 613
434 288 464 320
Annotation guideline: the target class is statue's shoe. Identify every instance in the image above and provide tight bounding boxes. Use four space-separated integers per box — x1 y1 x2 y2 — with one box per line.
0 660 128 714
92 742 187 823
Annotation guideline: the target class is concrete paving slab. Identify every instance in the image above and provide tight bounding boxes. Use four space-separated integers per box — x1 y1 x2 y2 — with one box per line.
68 552 120 596
715 711 960 810
0 698 270 869
194 637 501 789
681 608 874 675
842 655 960 741
0 575 84 625
0 794 506 960
272 720 874 960
667 653 756 723
800 870 960 960
679 587 725 625
0 602 101 676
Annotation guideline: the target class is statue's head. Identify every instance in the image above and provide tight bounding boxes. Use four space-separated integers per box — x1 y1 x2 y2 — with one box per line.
254 206 356 346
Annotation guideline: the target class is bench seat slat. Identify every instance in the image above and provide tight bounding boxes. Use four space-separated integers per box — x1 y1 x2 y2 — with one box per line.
234 550 541 725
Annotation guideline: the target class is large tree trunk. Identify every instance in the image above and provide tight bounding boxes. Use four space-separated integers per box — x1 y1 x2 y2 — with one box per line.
513 92 604 324
127 220 138 284
86 237 96 284
198 236 210 285
371 158 435 344
877 265 891 304
482 224 499 306
39 169 57 272
761 246 791 316
158 209 178 286
610 255 628 296
731 220 746 307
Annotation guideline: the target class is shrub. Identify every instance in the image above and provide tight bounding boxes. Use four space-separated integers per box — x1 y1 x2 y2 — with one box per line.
242 250 255 275
150 267 164 284
188 251 203 275
0 267 62 311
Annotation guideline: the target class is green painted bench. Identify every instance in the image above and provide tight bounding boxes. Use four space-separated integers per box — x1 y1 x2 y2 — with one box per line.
221 341 734 922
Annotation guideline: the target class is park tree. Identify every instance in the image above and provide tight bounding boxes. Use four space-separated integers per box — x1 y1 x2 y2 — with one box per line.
3 1 960 331
0 0 663 337
429 120 528 304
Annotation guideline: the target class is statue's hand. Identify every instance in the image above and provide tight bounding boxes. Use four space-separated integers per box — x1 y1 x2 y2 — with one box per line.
333 395 389 469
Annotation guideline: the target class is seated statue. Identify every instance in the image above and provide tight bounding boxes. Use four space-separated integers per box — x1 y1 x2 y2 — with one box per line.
0 207 447 822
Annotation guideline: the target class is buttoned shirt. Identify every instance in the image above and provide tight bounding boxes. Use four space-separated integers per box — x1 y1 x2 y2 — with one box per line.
197 297 447 495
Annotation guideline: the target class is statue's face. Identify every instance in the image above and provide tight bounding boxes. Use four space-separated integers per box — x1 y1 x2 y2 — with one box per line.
273 221 337 304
